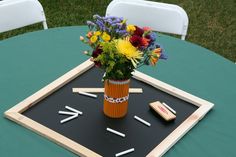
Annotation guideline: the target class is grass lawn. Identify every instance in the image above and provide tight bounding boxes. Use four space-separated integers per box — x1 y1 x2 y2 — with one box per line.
1 0 235 62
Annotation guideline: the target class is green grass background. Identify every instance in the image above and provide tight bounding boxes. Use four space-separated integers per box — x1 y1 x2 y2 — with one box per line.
1 0 235 62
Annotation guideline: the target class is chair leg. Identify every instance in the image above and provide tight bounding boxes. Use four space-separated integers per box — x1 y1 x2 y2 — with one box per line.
43 21 48 30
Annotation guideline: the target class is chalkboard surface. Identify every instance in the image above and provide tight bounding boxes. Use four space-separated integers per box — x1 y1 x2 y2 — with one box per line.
23 67 198 157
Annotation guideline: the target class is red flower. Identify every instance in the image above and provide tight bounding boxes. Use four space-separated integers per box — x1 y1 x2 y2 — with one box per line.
92 46 102 58
130 35 150 48
143 27 152 31
130 35 142 47
92 46 103 67
134 26 144 36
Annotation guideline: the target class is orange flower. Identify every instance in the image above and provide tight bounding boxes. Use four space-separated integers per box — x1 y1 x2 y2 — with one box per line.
141 38 150 48
86 31 93 38
150 48 161 65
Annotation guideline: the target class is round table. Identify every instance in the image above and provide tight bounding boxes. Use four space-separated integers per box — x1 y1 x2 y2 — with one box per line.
1 26 236 157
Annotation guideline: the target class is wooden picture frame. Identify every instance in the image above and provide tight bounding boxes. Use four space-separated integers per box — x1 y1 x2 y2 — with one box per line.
4 59 214 157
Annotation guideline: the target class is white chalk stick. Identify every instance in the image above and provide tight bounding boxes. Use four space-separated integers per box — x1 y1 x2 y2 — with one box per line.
72 88 143 93
58 111 78 116
162 102 176 115
134 115 151 127
106 128 125 138
78 91 97 98
115 148 135 157
65 106 83 115
60 114 78 124
102 72 106 82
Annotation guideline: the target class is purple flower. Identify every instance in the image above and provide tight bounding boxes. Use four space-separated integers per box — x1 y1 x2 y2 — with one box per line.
149 32 156 41
113 19 122 23
95 20 105 31
116 23 124 29
147 43 157 51
111 23 118 27
145 33 156 49
160 50 168 60
120 30 127 34
116 29 127 35
106 28 111 33
86 21 95 26
93 14 102 19
103 16 114 20
116 17 124 21
104 16 124 24
105 19 113 24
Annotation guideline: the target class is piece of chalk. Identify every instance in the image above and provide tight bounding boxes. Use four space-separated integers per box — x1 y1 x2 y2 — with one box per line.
115 148 135 157
65 106 83 115
106 127 125 138
72 88 143 94
102 72 106 82
58 111 78 116
60 114 78 124
162 102 176 115
134 115 151 127
78 91 97 98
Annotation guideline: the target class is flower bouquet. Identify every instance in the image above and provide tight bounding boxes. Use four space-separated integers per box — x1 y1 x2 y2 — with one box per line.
80 15 167 118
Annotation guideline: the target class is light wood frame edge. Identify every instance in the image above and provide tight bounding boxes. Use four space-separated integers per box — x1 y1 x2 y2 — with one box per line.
4 59 102 157
4 59 214 157
132 70 214 157
5 59 94 113
4 112 101 157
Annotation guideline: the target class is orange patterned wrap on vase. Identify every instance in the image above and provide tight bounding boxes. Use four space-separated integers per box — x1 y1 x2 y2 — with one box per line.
103 79 130 118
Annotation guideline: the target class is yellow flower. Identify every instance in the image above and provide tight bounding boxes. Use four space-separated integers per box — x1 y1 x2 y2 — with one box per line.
101 32 111 42
116 38 143 67
90 35 98 43
94 31 101 36
126 25 136 34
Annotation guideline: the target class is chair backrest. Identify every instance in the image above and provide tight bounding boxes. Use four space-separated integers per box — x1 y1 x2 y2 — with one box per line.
0 0 48 33
106 0 189 40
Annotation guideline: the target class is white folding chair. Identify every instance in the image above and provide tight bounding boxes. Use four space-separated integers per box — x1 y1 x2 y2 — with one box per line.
0 0 48 33
106 0 189 40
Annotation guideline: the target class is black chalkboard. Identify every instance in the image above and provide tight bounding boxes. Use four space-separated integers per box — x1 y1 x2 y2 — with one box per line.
23 67 198 157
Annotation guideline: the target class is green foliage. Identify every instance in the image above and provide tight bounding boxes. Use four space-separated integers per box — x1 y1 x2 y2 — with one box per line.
95 41 133 80
100 41 117 54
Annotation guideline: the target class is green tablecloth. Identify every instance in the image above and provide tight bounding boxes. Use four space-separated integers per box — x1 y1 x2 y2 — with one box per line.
0 26 236 157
